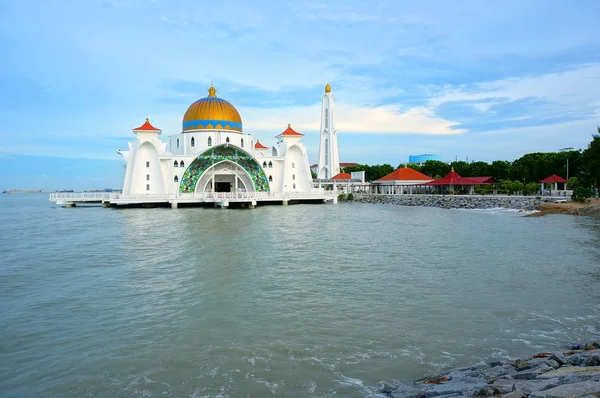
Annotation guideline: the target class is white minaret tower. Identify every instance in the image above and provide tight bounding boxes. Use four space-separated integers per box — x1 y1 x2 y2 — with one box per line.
317 84 340 179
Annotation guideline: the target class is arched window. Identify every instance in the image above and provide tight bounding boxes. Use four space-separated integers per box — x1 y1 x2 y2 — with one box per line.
268 175 273 182
174 175 179 183
268 161 273 168
180 160 184 167
263 161 267 168
191 137 195 147
241 138 244 148
226 137 230 144
324 138 329 165
177 138 179 148
208 136 212 147
325 108 329 126
174 160 178 167
292 162 295 168
292 174 295 180
293 183 296 189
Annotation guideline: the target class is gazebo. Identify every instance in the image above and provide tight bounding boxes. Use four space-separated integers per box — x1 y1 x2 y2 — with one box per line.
425 168 481 194
540 174 567 196
372 167 434 194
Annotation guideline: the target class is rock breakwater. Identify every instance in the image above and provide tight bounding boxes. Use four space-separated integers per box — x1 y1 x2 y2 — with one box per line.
354 195 542 211
379 341 600 397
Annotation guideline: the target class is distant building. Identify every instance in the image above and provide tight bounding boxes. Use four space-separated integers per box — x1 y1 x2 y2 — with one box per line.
408 154 441 165
559 147 579 152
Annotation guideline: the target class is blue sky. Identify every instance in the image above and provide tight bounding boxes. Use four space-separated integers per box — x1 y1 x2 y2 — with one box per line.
1 0 599 190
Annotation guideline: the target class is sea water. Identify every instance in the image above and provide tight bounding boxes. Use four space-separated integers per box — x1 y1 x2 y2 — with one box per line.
1 194 599 397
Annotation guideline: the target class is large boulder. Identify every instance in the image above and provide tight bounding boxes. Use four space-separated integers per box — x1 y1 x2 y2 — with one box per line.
528 380 600 398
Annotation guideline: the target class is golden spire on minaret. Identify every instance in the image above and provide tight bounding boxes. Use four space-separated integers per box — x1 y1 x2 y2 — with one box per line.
325 83 331 93
208 82 217 97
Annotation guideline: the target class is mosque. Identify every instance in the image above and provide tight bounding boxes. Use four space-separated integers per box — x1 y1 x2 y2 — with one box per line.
51 83 336 208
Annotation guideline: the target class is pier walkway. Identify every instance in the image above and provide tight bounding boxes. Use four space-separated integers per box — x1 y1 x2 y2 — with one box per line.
49 191 338 208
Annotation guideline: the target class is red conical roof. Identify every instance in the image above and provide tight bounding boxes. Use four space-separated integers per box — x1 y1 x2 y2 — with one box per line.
425 169 481 185
254 140 268 150
540 174 567 183
277 124 304 137
331 172 352 180
376 167 433 182
133 118 161 131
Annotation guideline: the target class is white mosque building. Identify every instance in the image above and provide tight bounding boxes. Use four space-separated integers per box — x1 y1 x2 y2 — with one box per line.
50 84 344 207
120 83 318 196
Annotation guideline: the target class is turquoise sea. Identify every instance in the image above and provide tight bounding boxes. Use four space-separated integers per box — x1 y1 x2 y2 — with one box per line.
1 194 599 397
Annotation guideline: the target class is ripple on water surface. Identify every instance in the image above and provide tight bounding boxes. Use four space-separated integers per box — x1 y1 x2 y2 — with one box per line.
1 196 599 397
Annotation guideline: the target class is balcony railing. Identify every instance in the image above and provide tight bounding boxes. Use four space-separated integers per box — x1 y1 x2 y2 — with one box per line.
49 190 338 203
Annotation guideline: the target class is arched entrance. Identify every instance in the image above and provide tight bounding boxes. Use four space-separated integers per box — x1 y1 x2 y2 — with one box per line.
179 145 270 193
196 160 255 193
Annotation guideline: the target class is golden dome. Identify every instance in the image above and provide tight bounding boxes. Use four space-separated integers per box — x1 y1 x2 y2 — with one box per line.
182 84 243 132
325 83 331 93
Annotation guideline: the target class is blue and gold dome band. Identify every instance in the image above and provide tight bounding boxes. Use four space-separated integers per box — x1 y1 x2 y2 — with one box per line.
182 120 243 132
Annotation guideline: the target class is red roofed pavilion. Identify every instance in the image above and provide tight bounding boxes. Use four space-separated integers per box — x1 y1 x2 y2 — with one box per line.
540 174 568 195
372 167 434 195
425 169 480 186
424 168 482 194
133 118 161 132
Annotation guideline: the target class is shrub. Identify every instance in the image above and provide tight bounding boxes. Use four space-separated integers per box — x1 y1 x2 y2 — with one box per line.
567 176 580 189
572 187 594 202
523 182 540 196
511 180 524 195
347 193 354 201
337 193 346 201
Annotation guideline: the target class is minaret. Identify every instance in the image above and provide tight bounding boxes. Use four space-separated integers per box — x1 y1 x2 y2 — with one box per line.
317 84 340 179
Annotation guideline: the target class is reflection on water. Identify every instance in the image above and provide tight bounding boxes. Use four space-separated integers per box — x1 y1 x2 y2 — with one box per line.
1 195 599 397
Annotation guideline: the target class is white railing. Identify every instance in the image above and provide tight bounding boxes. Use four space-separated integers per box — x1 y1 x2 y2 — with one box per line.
50 190 339 203
49 192 117 202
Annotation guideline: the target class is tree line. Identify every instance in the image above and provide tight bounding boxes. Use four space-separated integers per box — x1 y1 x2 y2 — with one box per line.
343 128 600 189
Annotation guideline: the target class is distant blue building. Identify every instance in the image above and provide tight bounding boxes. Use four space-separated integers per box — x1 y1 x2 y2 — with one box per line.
409 154 442 164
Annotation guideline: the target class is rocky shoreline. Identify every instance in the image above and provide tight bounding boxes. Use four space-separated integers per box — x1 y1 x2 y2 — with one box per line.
379 341 600 397
353 195 542 211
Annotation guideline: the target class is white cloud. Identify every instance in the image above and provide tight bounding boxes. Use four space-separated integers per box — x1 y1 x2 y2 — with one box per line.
240 102 464 135
428 63 600 113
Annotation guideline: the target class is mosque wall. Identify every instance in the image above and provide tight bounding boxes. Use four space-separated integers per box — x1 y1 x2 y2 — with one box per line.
129 141 165 194
283 145 312 192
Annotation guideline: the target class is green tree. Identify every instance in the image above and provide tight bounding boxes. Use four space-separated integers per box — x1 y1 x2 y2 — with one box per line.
469 161 491 177
490 160 511 181
420 160 450 179
511 180 524 195
523 182 540 196
451 161 470 176
581 128 600 188
572 187 594 202
343 164 394 182
567 176 579 189
500 179 513 194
